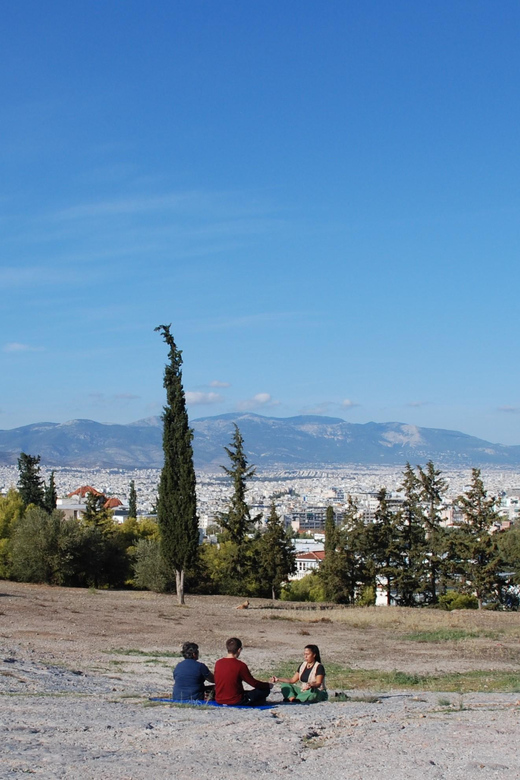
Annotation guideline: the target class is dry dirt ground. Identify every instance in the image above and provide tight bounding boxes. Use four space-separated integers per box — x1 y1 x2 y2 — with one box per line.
1 581 520 779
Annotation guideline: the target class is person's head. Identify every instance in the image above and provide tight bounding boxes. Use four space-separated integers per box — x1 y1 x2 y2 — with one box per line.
226 637 243 656
304 644 321 664
181 642 199 660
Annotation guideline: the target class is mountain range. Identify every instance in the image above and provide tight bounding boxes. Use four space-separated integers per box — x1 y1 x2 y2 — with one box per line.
1 413 520 469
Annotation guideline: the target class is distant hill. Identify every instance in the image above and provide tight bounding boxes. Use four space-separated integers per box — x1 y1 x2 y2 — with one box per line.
1 413 520 469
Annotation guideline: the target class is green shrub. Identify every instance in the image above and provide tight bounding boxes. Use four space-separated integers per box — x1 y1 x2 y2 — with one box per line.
133 538 169 592
439 591 478 611
280 573 326 602
356 585 376 606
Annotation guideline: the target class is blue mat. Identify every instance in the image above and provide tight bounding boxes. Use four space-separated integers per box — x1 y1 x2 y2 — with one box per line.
149 698 276 709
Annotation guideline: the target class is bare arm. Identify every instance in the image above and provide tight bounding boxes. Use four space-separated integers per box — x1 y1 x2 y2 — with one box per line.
271 672 300 684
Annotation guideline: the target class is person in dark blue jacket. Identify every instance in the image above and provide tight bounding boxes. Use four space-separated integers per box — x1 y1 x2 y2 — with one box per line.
172 642 215 701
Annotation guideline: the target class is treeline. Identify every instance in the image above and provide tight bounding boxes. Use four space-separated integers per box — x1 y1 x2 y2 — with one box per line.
0 434 296 599
316 462 520 609
2 449 520 608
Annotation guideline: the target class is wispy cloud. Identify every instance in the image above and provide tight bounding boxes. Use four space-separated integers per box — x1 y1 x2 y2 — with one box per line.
341 399 360 409
186 391 223 406
237 393 280 411
498 405 519 414
209 380 230 388
3 342 43 353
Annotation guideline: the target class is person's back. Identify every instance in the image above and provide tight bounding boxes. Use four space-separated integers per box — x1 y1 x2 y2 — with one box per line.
214 637 272 706
172 642 214 701
173 658 210 701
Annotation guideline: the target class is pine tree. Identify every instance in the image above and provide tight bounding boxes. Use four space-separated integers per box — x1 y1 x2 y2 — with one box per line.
128 480 138 520
155 324 199 605
454 468 503 609
258 502 296 599
220 424 257 546
44 471 57 513
319 505 352 603
394 463 427 606
371 487 401 605
418 460 447 603
17 453 45 509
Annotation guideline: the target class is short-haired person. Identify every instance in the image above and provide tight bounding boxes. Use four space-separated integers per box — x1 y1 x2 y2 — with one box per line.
214 637 273 706
172 642 214 702
271 644 327 703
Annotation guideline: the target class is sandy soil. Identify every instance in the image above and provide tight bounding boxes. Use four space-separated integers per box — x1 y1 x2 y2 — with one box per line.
1 581 520 779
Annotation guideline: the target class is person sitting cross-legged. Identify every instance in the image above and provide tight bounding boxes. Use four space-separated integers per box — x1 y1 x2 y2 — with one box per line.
214 637 273 706
271 644 328 703
172 641 214 702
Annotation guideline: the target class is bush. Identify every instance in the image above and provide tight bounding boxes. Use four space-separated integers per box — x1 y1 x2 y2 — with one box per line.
438 591 478 611
133 538 169 592
356 585 376 606
280 573 326 602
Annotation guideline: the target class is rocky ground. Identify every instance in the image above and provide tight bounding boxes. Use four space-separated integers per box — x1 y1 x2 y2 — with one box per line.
1 582 519 779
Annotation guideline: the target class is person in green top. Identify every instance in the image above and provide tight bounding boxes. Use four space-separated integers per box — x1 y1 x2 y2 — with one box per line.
271 644 328 703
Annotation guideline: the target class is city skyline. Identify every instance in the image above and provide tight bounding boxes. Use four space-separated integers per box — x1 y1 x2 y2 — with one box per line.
2 2 520 444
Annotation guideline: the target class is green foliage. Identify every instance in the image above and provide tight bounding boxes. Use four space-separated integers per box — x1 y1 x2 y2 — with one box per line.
200 539 259 596
133 538 170 592
452 469 503 608
155 325 199 604
17 453 45 509
257 503 296 599
393 463 427 606
43 471 57 512
418 460 448 603
280 573 326 602
219 424 257 546
9 506 130 588
438 591 479 611
10 507 76 585
356 585 376 606
0 488 24 578
128 480 137 520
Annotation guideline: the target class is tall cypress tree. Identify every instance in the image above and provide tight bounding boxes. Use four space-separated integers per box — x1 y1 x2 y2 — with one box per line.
17 453 45 509
44 471 58 513
155 325 199 605
128 480 138 520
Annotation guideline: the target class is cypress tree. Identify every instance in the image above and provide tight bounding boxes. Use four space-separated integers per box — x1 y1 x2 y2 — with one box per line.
155 324 198 605
128 480 138 520
17 453 45 509
44 471 58 513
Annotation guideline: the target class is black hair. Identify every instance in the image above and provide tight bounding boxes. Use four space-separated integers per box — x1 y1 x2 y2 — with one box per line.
305 644 321 663
181 642 199 660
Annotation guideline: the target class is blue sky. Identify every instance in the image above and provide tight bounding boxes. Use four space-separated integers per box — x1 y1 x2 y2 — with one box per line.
2 1 520 444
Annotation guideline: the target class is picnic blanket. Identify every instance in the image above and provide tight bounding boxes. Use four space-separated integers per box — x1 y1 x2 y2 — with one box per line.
149 697 277 709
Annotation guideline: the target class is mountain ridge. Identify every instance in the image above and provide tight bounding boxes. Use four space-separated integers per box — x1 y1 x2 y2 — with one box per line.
1 413 520 469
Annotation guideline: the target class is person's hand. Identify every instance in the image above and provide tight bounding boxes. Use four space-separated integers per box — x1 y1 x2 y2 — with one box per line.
270 676 277 683
301 683 310 691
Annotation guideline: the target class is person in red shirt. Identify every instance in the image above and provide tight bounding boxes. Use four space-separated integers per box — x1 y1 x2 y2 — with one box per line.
214 637 273 706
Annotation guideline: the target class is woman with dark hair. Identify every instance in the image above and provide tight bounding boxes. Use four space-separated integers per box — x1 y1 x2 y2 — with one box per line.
271 645 327 703
172 641 214 701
